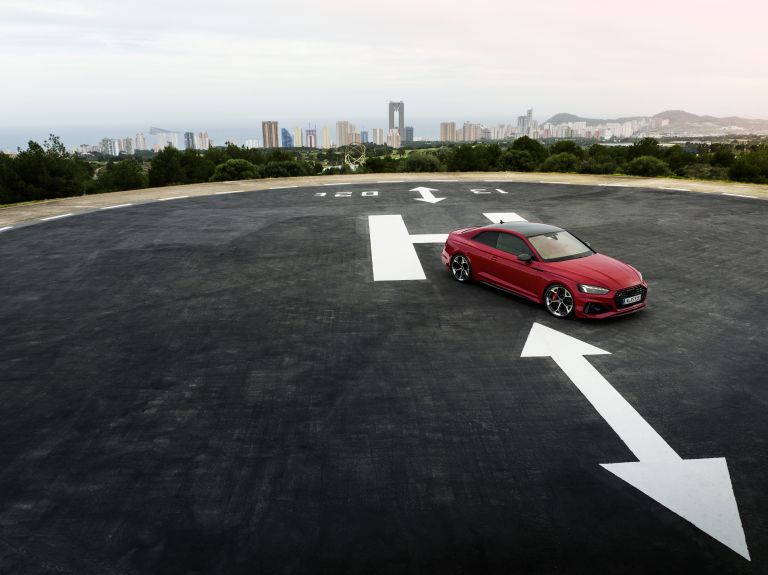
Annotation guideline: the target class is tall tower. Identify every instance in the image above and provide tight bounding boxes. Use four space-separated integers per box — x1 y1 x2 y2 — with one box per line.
262 121 279 148
388 101 405 141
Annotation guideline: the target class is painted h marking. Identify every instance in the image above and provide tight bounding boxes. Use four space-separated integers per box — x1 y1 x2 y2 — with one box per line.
368 212 527 281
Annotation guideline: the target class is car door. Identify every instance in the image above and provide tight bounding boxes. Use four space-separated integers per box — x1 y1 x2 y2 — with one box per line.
488 231 543 300
466 231 499 281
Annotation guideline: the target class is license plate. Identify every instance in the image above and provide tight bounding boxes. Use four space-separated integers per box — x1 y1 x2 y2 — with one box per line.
623 294 642 305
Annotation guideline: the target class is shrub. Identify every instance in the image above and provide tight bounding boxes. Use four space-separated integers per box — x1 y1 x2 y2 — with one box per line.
540 153 579 173
498 149 537 172
625 156 671 177
209 159 260 182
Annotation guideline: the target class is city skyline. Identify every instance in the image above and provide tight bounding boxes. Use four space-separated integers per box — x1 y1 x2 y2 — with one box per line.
1 0 766 134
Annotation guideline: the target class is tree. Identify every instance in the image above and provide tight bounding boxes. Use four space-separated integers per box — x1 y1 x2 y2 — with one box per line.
498 149 537 172
628 137 663 159
402 153 445 172
511 136 548 164
728 148 768 183
95 159 147 192
209 159 260 182
540 152 579 173
550 141 583 159
148 146 185 187
180 150 215 183
625 156 671 177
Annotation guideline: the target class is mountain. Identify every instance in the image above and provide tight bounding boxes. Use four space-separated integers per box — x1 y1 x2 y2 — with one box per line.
545 110 768 135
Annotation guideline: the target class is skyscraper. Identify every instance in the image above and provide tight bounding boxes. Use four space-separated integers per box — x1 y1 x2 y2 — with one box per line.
135 132 147 150
388 101 405 141
293 127 302 148
387 128 401 148
184 132 195 150
306 128 317 148
262 121 279 148
404 126 414 143
322 126 329 148
372 128 385 145
196 131 211 150
360 131 369 144
281 128 294 148
336 121 351 147
440 122 456 142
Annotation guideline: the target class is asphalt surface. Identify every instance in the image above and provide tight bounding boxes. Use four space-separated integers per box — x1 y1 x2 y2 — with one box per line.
0 181 766 574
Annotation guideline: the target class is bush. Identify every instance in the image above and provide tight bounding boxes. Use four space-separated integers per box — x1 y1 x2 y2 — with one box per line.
96 159 147 192
402 153 444 172
261 160 309 178
148 146 185 187
550 141 583 158
625 156 671 177
728 149 768 183
209 159 260 182
540 152 579 173
498 149 537 172
511 136 548 163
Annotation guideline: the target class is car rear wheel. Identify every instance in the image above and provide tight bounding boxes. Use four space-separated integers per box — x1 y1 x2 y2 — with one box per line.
545 284 574 318
450 254 472 282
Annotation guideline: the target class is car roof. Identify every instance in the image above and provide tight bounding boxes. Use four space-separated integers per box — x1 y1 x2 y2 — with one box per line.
481 221 564 237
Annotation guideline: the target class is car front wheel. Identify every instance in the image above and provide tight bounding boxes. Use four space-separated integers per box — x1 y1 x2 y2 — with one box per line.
450 254 472 282
545 284 574 318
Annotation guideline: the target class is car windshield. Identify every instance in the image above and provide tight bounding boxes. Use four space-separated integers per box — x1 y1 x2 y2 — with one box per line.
528 231 593 262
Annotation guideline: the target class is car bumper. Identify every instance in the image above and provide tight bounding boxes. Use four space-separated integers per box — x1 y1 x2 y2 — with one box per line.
574 283 648 319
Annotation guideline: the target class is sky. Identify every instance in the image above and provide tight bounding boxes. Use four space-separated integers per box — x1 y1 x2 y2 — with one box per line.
1 0 767 147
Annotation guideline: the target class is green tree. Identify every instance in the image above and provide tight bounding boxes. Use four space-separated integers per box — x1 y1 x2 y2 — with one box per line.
96 159 147 192
148 146 185 187
550 141 583 158
511 136 548 164
625 155 671 177
709 144 735 167
261 160 309 178
209 159 260 182
498 149 537 172
628 137 663 159
11 135 92 201
402 153 445 172
728 148 768 183
540 152 579 173
180 150 216 183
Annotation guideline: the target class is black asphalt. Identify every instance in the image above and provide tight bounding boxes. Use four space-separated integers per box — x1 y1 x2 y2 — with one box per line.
0 182 766 574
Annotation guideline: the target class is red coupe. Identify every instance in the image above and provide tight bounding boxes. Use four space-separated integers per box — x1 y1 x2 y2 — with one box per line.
441 221 647 319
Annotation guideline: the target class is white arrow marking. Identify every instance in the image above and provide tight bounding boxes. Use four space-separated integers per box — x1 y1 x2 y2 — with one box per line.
483 213 527 223
521 323 750 560
411 186 445 204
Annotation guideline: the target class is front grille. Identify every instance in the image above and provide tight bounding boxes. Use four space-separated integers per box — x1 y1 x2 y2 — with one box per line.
614 285 647 309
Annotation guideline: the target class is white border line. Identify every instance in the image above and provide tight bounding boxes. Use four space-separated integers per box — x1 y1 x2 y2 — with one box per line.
157 195 189 201
100 203 133 210
40 213 74 221
539 181 573 185
215 190 245 195
0 226 13 232
722 192 758 199
376 180 405 183
323 182 352 186
659 186 691 192
430 179 458 182
268 185 298 190
598 183 626 187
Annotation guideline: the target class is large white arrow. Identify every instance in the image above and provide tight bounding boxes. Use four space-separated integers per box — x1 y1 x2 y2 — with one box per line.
411 186 445 204
521 323 750 560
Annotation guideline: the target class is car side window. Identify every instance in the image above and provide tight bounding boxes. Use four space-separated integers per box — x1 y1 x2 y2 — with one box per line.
472 231 499 247
496 232 533 257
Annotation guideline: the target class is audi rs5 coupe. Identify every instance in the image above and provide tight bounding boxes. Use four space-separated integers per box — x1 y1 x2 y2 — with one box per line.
441 221 647 319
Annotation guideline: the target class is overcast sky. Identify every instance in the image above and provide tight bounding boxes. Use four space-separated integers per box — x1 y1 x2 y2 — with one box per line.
1 0 766 132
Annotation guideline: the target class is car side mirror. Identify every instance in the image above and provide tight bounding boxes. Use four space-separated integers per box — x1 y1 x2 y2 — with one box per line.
517 253 533 262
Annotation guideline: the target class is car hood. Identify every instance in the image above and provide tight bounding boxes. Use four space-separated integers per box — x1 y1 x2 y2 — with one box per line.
546 253 640 290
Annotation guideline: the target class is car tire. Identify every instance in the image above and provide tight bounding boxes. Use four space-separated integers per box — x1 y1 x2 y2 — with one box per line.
544 284 574 318
450 254 472 283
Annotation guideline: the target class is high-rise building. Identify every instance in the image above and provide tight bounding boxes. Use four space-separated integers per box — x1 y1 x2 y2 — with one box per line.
306 128 317 148
121 137 134 154
293 127 302 147
388 101 405 140
404 126 414 143
462 122 481 142
135 132 147 150
150 127 179 149
195 131 211 150
440 122 456 142
281 128 294 148
387 128 401 148
244 139 260 149
106 139 121 156
262 121 279 148
336 121 351 147
322 126 330 148
480 127 491 141
372 128 385 145
184 132 195 150
360 130 369 144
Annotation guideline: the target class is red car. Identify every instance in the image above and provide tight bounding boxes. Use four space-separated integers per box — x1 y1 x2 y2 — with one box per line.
441 221 647 319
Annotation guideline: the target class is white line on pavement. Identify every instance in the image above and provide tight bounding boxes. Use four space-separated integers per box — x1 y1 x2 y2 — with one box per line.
429 179 457 182
0 226 13 232
598 183 627 187
368 215 426 281
215 190 245 194
722 192 758 199
659 186 691 191
40 213 74 221
376 180 404 183
157 196 189 201
269 185 298 189
323 182 352 186
539 181 573 184
483 212 527 223
410 233 449 243
100 203 133 210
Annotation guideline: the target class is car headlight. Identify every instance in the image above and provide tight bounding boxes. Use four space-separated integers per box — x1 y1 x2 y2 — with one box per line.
578 284 610 295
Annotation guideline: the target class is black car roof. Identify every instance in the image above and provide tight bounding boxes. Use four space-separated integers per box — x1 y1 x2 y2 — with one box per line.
481 221 564 237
